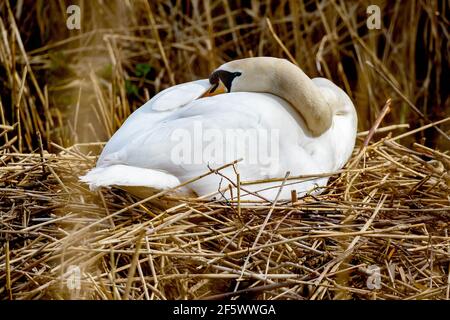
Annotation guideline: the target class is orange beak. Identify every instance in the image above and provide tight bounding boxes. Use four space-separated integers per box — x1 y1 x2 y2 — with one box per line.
199 79 227 98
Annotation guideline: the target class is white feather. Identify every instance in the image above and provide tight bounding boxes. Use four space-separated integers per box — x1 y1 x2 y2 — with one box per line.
80 165 180 190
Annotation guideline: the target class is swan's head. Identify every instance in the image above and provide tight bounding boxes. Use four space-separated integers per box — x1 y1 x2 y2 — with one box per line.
201 57 341 136
203 57 283 95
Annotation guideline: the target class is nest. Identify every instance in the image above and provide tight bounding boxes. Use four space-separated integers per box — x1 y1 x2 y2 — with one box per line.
1 119 449 300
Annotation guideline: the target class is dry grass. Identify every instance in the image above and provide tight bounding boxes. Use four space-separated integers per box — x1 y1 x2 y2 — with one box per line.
0 0 449 300
1 123 450 300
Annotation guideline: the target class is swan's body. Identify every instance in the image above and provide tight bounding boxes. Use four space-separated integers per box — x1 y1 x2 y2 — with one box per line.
81 57 357 201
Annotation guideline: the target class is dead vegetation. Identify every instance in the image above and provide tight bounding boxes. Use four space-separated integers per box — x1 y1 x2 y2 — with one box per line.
0 0 449 300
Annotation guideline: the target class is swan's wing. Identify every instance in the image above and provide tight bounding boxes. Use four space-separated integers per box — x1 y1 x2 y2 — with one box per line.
137 79 211 113
151 80 211 111
97 79 211 165
101 92 330 200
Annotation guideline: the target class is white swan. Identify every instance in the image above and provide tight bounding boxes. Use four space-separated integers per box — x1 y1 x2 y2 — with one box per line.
80 57 357 201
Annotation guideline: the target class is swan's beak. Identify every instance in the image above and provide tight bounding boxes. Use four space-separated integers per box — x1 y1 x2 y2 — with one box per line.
199 79 227 98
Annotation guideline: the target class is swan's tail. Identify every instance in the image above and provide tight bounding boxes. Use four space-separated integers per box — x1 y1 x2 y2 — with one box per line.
79 165 181 191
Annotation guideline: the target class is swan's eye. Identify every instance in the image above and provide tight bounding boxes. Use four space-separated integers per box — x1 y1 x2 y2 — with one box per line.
209 70 242 92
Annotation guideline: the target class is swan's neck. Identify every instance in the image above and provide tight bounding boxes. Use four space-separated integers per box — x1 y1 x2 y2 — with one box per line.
223 57 335 136
271 59 333 137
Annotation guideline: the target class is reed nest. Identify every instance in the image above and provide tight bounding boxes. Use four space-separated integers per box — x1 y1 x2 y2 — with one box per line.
1 119 450 300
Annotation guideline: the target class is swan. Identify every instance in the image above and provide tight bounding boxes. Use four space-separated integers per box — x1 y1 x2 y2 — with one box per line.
80 57 357 201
